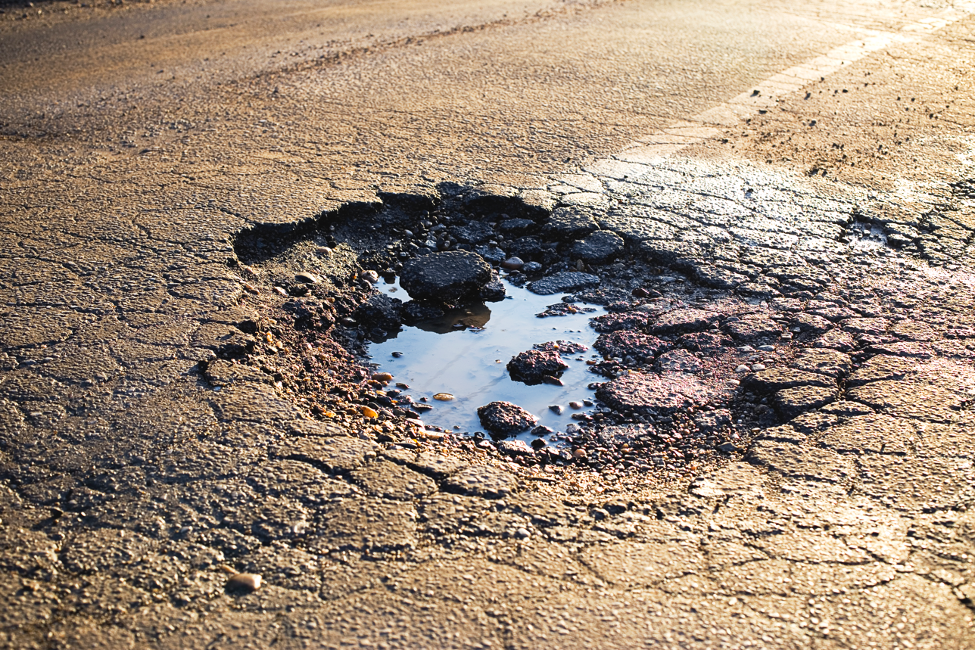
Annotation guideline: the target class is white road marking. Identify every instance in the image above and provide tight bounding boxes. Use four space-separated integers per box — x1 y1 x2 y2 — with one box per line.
557 9 969 184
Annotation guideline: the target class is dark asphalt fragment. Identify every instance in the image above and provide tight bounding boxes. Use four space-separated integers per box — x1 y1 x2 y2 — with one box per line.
506 349 570 385
477 401 539 437
400 250 491 302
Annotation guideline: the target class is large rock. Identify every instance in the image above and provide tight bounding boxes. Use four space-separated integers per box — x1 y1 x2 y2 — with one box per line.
507 349 569 385
571 230 625 263
477 401 538 437
400 251 492 303
354 293 403 331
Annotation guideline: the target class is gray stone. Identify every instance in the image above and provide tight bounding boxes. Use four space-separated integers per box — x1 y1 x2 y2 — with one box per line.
527 271 600 295
449 221 495 244
475 244 507 265
571 230 625 263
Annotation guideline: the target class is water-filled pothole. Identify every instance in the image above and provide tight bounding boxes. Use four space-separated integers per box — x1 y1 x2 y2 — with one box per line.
365 277 606 442
224 181 863 484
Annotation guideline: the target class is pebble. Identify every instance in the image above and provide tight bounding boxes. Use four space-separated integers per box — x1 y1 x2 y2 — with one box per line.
569 401 584 409
572 449 587 459
372 372 394 382
735 365 751 373
295 272 319 284
392 351 404 358
515 527 531 539
758 345 776 352
549 404 564 415
225 573 262 593
751 363 766 371
361 270 379 283
315 246 332 255
522 261 543 273
359 406 379 418
501 257 525 270
433 393 454 401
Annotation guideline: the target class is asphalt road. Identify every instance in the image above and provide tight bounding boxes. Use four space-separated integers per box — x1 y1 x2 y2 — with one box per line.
0 0 974 648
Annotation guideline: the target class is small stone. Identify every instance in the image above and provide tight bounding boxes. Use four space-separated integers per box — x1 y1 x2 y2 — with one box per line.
372 372 394 382
361 270 379 283
549 404 564 415
569 401 584 409
392 351 404 358
295 272 319 284
751 363 766 371
226 573 262 593
758 345 776 352
572 449 587 459
433 393 454 401
522 261 543 273
735 365 751 373
501 257 525 270
359 406 378 418
515 527 531 539
531 425 554 436
498 439 534 456
315 246 332 255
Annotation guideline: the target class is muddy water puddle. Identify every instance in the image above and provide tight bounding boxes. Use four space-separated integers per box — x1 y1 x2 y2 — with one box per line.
366 277 606 442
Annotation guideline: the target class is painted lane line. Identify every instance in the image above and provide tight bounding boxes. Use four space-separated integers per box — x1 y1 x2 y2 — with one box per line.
550 9 969 187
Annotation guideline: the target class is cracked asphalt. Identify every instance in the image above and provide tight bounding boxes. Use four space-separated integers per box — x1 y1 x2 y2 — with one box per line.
0 0 974 648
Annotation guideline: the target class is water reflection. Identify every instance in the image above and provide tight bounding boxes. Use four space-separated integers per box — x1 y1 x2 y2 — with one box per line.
413 302 492 334
368 278 605 438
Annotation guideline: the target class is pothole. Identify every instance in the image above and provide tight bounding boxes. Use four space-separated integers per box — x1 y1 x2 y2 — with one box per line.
221 180 877 485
